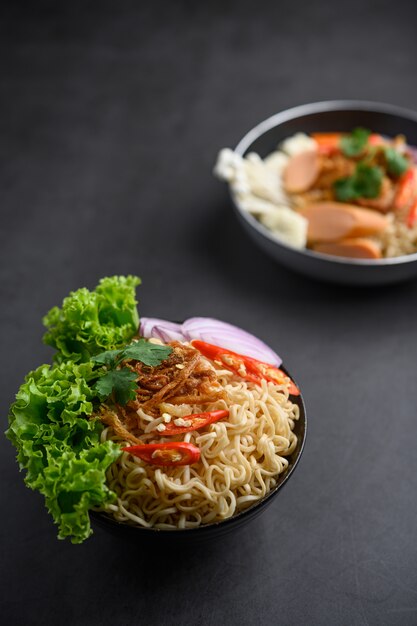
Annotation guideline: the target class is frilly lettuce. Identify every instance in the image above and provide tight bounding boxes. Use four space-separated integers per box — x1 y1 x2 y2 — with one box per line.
43 275 141 362
6 360 121 543
6 276 143 543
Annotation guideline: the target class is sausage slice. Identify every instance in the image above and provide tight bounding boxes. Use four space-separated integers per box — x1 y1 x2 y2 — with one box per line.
313 238 382 259
301 202 388 243
283 150 321 193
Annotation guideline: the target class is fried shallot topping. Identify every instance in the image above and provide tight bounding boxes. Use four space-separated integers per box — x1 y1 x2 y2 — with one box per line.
134 341 225 409
98 341 226 439
99 407 142 445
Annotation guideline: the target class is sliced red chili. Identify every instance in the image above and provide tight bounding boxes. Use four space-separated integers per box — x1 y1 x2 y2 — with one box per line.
155 410 229 436
253 361 300 396
122 442 200 466
407 198 417 228
192 341 260 384
394 168 415 210
191 340 300 396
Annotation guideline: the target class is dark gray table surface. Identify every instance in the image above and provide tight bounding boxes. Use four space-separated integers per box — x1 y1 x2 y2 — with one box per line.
2 2 417 625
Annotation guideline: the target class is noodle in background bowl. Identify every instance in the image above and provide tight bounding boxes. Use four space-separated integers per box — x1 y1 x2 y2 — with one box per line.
230 100 417 286
90 363 306 544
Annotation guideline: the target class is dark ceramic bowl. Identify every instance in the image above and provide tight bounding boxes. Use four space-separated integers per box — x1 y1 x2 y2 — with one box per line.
91 364 306 543
231 100 417 286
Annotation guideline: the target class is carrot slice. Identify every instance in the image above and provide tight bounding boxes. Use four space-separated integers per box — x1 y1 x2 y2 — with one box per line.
311 133 341 155
311 133 342 145
311 132 383 154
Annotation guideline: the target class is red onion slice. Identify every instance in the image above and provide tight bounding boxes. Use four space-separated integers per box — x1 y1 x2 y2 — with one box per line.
139 318 185 343
182 317 282 366
140 317 282 366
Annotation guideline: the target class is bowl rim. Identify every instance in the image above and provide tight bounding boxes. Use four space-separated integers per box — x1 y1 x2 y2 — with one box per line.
232 99 417 267
91 363 307 535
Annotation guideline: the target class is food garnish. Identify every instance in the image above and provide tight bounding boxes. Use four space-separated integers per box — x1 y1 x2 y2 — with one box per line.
153 410 229 436
43 275 141 362
191 340 300 395
122 442 201 466
340 127 371 157
92 340 173 405
384 147 409 177
407 199 417 228
140 316 282 366
94 368 139 406
394 168 417 210
6 275 143 543
334 162 384 201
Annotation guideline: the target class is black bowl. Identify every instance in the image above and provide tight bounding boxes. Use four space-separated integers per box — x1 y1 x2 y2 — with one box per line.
91 364 306 543
231 100 417 286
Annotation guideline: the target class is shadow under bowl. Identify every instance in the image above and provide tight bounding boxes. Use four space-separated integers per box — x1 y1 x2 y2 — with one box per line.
91 365 307 544
232 100 417 286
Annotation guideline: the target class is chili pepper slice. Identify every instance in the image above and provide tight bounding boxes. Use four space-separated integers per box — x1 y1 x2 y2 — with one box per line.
394 168 416 210
253 361 300 395
192 340 260 384
191 340 300 396
407 199 417 228
155 410 229 436
122 442 200 466
311 132 384 155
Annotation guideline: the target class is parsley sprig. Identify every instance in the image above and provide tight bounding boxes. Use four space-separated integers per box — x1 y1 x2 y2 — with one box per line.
92 339 172 405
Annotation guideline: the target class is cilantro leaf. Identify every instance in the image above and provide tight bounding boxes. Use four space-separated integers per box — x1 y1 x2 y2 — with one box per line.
334 162 383 201
333 177 358 202
122 339 172 366
92 339 172 405
340 128 371 157
91 349 123 366
384 147 409 177
92 339 172 369
354 163 384 197
94 368 138 405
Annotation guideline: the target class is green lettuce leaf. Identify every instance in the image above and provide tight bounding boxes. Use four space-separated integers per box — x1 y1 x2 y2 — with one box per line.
6 360 121 543
42 275 141 362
